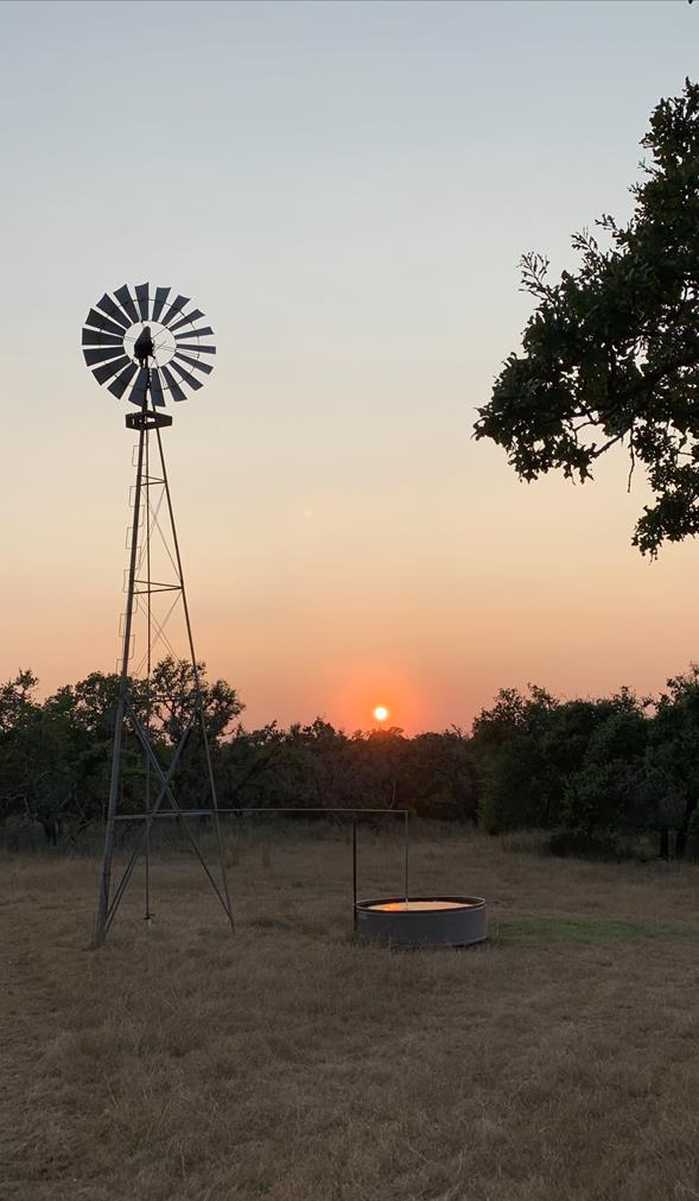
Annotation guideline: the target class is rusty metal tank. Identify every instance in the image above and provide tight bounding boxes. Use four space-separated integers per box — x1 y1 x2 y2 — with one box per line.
355 895 487 947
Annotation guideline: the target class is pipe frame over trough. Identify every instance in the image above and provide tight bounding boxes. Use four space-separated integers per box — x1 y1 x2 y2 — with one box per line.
110 805 411 936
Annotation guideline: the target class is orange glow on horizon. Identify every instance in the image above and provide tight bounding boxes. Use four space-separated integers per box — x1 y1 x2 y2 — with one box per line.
328 663 424 734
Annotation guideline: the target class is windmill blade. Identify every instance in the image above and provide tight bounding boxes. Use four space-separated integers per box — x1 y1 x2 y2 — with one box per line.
151 286 170 322
83 282 214 407
160 364 187 402
161 294 190 326
95 293 131 329
169 309 204 333
108 362 139 399
135 283 150 321
82 328 124 347
174 351 213 375
149 368 165 407
85 308 128 338
129 367 149 407
83 346 126 367
114 285 140 324
93 355 131 385
178 343 216 354
175 326 214 341
170 360 203 391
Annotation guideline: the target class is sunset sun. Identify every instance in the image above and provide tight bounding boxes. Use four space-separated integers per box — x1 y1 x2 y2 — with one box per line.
373 705 390 723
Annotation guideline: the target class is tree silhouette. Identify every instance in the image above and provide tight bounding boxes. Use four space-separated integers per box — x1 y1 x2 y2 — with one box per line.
475 80 699 555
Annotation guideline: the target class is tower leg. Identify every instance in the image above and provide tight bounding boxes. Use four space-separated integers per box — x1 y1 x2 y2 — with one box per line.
93 408 148 947
154 426 235 932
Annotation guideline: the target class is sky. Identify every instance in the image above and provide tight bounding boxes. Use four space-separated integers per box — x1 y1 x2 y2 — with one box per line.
2 0 699 734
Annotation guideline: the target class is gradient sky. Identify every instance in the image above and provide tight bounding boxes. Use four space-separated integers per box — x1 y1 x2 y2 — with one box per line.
3 0 699 734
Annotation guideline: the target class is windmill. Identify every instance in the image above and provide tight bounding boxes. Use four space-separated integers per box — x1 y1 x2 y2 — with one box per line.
82 283 233 946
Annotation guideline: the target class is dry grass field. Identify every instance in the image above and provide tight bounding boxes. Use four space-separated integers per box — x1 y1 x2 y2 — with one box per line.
4 823 699 1201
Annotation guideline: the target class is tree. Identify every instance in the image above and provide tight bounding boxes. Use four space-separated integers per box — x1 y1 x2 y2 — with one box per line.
562 705 650 837
42 674 149 836
472 685 560 831
408 729 479 822
69 671 148 740
475 79 699 555
217 722 285 809
0 673 94 845
0 670 38 735
148 655 243 746
645 666 699 850
0 659 245 847
0 671 41 830
471 684 647 834
255 719 353 811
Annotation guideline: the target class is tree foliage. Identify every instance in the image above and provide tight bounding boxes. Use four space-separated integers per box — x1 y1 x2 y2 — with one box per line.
475 79 699 555
469 669 699 855
4 660 699 858
0 665 481 847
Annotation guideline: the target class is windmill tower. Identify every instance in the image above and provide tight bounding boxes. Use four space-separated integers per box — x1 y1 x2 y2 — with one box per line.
81 283 234 946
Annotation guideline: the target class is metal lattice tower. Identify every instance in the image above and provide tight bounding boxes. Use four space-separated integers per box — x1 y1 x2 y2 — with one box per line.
81 282 233 947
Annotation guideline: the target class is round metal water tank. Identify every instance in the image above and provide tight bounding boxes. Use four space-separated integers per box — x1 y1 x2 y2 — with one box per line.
355 896 487 948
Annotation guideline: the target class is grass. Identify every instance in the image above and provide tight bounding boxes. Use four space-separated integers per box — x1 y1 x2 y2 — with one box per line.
4 823 699 1201
496 913 699 944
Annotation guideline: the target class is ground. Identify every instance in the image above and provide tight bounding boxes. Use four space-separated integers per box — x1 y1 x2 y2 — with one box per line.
4 824 699 1201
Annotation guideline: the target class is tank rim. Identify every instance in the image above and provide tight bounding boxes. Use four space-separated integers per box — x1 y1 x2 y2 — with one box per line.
356 894 486 914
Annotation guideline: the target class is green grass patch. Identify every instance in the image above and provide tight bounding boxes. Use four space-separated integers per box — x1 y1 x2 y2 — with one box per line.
495 914 699 945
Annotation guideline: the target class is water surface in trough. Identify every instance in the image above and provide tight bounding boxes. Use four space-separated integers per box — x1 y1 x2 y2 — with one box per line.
368 900 476 912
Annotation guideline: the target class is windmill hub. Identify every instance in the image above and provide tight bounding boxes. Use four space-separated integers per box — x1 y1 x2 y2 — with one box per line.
133 324 155 366
129 320 176 368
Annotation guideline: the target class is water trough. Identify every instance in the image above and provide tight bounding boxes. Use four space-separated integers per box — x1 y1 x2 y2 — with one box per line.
355 895 487 948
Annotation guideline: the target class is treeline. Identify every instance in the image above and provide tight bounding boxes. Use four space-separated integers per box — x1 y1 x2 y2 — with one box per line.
473 675 699 858
3 657 699 857
0 658 477 847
